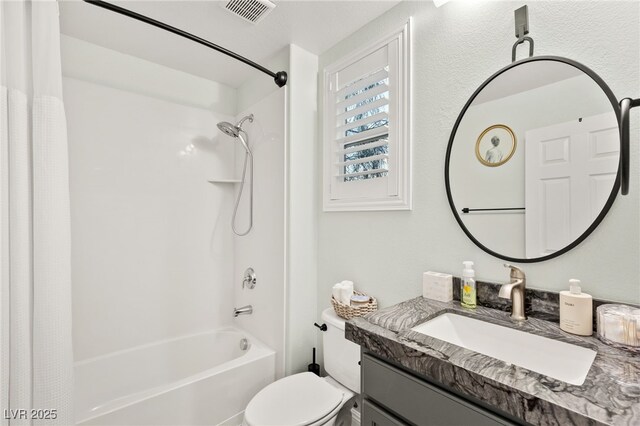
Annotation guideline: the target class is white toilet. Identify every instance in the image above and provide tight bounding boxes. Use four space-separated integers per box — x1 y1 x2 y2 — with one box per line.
243 308 360 426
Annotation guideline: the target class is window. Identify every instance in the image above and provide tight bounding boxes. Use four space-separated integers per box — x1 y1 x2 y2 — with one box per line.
323 21 411 211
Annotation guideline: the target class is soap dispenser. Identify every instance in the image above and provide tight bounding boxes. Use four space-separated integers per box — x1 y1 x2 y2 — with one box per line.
559 279 593 336
461 261 476 309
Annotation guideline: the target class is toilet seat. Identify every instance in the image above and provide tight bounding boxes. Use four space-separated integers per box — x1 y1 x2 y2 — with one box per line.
244 372 344 426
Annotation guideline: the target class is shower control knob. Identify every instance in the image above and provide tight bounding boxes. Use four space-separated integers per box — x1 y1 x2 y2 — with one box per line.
243 267 257 289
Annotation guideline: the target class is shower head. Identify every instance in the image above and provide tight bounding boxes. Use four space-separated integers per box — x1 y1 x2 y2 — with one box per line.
217 114 255 236
217 114 254 138
217 121 240 138
217 114 254 154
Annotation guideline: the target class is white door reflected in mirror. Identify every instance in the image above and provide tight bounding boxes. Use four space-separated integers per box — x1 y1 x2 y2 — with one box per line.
524 113 619 258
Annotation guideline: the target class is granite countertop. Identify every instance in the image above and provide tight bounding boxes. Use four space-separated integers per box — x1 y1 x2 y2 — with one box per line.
345 297 640 426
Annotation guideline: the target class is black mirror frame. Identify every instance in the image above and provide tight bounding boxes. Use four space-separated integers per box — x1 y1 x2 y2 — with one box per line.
444 55 621 263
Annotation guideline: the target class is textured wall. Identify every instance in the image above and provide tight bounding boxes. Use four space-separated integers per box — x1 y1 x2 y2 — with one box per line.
317 0 640 313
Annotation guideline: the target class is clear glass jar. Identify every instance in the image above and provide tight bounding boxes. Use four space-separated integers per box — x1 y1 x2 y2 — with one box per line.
597 304 640 353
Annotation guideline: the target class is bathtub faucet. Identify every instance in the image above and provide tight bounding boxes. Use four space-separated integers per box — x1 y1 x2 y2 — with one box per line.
233 305 253 317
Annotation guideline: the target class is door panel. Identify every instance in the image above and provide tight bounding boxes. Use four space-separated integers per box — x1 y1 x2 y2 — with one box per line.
525 112 618 258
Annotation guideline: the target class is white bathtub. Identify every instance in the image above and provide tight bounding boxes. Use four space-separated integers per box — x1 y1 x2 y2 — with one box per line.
75 328 275 425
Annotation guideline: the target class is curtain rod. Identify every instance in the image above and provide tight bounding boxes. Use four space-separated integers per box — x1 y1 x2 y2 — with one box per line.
82 0 288 87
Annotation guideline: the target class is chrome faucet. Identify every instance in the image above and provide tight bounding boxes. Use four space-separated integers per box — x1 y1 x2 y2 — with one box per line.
499 264 527 321
233 305 253 317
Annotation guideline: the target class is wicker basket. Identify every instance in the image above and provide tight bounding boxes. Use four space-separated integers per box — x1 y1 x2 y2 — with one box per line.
331 290 377 320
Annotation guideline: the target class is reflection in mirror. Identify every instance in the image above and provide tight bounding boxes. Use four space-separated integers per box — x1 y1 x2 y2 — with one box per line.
448 59 619 260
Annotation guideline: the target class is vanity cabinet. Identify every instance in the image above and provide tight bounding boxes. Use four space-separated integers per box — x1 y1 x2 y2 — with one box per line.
362 400 406 426
361 352 518 426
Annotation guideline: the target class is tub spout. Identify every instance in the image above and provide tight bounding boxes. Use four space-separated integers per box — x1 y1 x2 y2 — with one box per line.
233 305 253 317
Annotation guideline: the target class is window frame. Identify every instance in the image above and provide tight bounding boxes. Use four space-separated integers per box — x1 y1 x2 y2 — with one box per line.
322 20 411 212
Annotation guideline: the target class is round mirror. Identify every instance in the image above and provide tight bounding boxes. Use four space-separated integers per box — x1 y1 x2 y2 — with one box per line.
445 56 621 262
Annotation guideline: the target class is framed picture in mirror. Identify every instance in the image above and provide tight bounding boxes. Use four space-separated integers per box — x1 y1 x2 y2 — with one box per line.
475 124 516 167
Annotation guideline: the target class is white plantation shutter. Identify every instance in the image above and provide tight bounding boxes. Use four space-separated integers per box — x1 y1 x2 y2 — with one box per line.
323 22 411 211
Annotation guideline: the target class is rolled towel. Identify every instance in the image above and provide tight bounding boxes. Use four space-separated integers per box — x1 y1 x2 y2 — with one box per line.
340 280 354 305
331 283 342 302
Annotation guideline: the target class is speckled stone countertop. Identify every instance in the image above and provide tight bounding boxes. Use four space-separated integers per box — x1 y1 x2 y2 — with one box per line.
345 297 640 426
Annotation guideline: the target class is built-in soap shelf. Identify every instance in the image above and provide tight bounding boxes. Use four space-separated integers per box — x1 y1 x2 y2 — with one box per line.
208 179 241 184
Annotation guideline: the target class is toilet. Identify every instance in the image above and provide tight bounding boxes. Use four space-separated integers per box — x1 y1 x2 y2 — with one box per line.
243 308 360 426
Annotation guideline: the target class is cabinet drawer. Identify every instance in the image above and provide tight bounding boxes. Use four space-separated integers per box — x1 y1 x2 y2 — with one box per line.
362 399 407 426
362 353 514 426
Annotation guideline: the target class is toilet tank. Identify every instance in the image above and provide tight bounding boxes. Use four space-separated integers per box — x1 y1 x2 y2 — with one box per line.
321 308 361 393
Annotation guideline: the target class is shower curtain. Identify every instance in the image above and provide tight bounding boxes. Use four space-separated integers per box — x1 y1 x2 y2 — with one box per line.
0 0 74 424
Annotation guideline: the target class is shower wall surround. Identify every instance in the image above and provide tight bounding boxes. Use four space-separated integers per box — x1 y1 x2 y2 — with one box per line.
64 35 316 385
62 35 293 424
232 89 286 378
317 0 640 308
62 38 238 361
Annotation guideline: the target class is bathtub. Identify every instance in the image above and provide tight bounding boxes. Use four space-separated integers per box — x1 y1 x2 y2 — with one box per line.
75 328 275 425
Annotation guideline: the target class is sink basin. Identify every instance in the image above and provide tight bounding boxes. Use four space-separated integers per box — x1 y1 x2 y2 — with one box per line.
410 313 596 385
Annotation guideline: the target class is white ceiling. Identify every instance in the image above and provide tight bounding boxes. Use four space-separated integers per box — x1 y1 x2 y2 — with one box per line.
58 0 402 88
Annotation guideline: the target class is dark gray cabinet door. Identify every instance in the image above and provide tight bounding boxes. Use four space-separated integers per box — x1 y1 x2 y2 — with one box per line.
362 353 516 426
362 400 407 426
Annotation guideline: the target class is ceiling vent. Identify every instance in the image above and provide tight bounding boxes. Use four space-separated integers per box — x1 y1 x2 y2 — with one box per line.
223 0 276 24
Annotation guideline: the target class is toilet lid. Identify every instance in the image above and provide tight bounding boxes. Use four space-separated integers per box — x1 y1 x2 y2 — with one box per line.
244 372 343 426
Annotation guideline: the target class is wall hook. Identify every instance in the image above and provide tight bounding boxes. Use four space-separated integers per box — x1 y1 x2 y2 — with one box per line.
619 97 640 195
512 5 534 62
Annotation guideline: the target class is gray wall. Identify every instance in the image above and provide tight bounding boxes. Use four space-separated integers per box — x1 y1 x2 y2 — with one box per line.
317 0 640 316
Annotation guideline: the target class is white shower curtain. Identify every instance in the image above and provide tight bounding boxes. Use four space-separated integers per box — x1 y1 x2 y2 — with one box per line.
0 1 74 424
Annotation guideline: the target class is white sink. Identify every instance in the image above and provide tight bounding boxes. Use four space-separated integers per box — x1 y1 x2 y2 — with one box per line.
410 313 596 386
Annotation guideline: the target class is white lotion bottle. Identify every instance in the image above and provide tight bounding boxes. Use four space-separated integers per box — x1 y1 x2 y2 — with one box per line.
559 279 593 336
